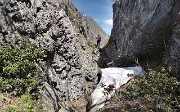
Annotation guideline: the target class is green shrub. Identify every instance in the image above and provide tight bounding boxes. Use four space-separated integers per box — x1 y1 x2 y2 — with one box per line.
0 38 46 96
121 68 180 111
8 93 43 112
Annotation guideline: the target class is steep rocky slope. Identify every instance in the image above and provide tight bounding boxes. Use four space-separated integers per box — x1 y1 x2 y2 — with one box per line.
58 0 109 48
83 16 109 48
102 0 180 78
0 0 108 111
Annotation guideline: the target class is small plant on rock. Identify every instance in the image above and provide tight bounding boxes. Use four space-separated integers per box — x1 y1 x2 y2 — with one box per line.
8 93 43 112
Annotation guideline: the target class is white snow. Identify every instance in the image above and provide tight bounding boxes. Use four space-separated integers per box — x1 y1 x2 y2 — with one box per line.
90 66 145 111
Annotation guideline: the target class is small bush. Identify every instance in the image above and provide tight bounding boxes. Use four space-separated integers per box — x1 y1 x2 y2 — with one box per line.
121 68 180 111
8 93 43 112
0 38 46 96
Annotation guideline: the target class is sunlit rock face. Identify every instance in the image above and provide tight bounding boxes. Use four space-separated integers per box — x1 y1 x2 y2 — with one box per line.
103 0 180 78
83 16 109 48
89 66 145 112
0 0 106 111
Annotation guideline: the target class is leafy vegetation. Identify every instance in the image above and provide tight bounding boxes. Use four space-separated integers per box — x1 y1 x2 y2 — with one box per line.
120 68 180 112
0 38 46 111
8 93 43 112
100 68 179 112
0 38 45 95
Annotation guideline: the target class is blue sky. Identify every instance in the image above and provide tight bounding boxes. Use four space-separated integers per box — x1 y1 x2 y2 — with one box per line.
72 0 113 35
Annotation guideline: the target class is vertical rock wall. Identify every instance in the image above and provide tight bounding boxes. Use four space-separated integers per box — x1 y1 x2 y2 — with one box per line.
103 0 180 78
0 0 104 111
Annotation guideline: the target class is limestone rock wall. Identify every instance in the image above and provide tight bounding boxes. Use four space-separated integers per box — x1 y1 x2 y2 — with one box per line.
103 0 180 78
163 21 180 78
0 0 102 111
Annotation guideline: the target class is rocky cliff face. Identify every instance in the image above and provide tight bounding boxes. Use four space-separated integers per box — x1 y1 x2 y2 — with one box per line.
58 0 109 49
103 0 180 78
83 16 109 48
0 0 107 111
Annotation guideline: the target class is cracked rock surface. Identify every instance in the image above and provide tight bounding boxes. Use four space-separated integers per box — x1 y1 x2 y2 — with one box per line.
102 0 180 78
0 0 107 111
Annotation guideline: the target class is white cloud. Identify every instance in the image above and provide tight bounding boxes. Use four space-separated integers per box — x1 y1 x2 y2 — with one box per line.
104 19 113 26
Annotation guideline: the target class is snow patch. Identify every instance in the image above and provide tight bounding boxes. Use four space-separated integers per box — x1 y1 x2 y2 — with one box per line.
90 66 145 111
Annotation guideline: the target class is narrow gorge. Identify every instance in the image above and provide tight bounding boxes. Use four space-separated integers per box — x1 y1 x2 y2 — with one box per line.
0 0 180 112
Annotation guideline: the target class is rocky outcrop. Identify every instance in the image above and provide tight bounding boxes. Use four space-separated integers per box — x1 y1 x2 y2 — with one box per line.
83 16 109 48
163 2 180 78
0 0 106 111
58 0 109 49
103 0 180 78
163 21 180 78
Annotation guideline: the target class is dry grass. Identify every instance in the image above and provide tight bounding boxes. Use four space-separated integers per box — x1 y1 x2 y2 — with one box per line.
0 93 19 112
